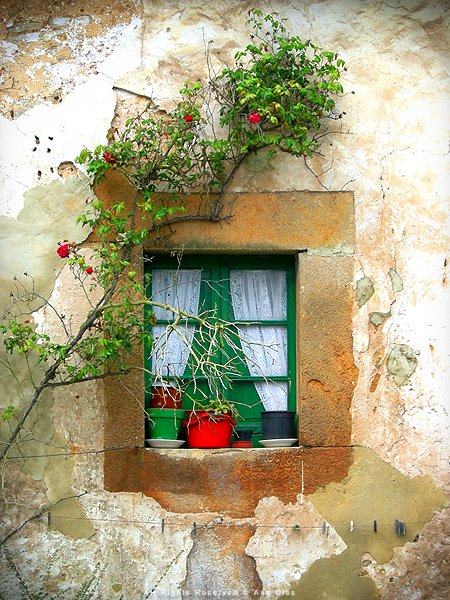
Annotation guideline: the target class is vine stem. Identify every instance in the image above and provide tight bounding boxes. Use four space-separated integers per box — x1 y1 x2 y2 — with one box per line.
0 232 133 462
212 154 247 220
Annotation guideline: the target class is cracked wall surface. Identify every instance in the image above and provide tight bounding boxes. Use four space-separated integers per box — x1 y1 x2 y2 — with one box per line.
0 0 449 598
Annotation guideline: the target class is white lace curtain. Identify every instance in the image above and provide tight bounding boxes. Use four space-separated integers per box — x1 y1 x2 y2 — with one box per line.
230 270 288 410
151 269 202 383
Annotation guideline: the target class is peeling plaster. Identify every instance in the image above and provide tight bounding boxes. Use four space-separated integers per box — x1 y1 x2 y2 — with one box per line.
0 174 95 310
291 446 449 599
16 390 55 482
0 530 99 598
369 310 392 327
44 433 95 539
0 0 141 118
92 494 194 598
0 76 116 217
386 344 419 387
356 275 375 308
310 447 447 562
242 147 275 174
361 505 450 600
116 1 250 111
245 496 346 597
388 267 404 294
33 247 103 343
184 525 262 598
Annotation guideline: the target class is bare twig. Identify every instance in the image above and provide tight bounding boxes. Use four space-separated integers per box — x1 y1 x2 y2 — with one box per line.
0 492 88 546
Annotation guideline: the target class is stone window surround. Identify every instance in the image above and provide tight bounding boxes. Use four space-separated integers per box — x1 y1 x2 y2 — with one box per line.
102 189 357 513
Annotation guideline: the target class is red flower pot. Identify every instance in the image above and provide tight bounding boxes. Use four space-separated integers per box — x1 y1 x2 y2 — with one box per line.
183 412 236 449
231 440 252 448
150 386 183 409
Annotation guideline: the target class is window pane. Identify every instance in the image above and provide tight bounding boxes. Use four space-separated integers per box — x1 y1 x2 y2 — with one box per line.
151 322 197 380
238 324 288 377
152 269 202 320
230 270 287 320
151 269 202 381
230 269 289 411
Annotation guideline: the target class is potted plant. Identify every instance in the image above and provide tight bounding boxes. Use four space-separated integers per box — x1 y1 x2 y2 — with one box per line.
150 383 183 409
183 396 237 449
260 410 297 447
146 407 186 448
231 429 253 448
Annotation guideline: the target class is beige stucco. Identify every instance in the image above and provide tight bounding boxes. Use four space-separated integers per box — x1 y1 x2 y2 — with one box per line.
0 1 449 598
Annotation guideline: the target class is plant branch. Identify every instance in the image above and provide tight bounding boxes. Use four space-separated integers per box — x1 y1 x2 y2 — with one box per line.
0 492 88 546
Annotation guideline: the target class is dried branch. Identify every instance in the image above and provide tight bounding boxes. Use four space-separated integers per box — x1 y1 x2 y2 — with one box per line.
0 492 88 546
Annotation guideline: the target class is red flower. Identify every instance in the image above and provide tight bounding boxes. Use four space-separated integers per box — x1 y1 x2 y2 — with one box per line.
104 152 116 164
249 112 260 124
185 115 193 122
86 267 93 274
57 244 70 258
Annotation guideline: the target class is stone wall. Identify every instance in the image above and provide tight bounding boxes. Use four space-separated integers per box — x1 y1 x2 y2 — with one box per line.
0 1 449 599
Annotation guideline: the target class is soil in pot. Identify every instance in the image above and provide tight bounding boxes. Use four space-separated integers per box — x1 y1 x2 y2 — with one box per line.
260 410 296 440
147 408 185 440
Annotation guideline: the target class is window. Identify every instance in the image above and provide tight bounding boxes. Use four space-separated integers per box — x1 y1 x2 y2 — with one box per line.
145 254 296 445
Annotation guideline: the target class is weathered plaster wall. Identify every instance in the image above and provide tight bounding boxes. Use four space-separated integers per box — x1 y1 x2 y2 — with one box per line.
0 0 449 598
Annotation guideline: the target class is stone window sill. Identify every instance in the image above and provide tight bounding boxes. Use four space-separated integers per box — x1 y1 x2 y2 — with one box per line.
105 445 352 517
144 446 303 456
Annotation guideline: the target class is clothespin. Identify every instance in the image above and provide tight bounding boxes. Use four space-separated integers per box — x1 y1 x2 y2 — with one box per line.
293 524 299 531
322 521 327 534
395 519 406 536
47 512 51 527
373 519 377 533
350 521 353 532
161 518 165 533
193 521 197 535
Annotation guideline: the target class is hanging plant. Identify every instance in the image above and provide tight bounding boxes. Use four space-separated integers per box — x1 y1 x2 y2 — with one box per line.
213 9 346 158
75 10 346 224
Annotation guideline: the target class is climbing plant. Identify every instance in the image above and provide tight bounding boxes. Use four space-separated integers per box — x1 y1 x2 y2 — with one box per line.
75 9 345 223
0 10 346 561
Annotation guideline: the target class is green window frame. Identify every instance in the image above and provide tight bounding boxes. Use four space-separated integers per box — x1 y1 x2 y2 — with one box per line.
145 254 297 445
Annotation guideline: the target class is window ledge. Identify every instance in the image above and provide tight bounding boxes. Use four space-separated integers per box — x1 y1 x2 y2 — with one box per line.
144 446 303 457
105 445 353 518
